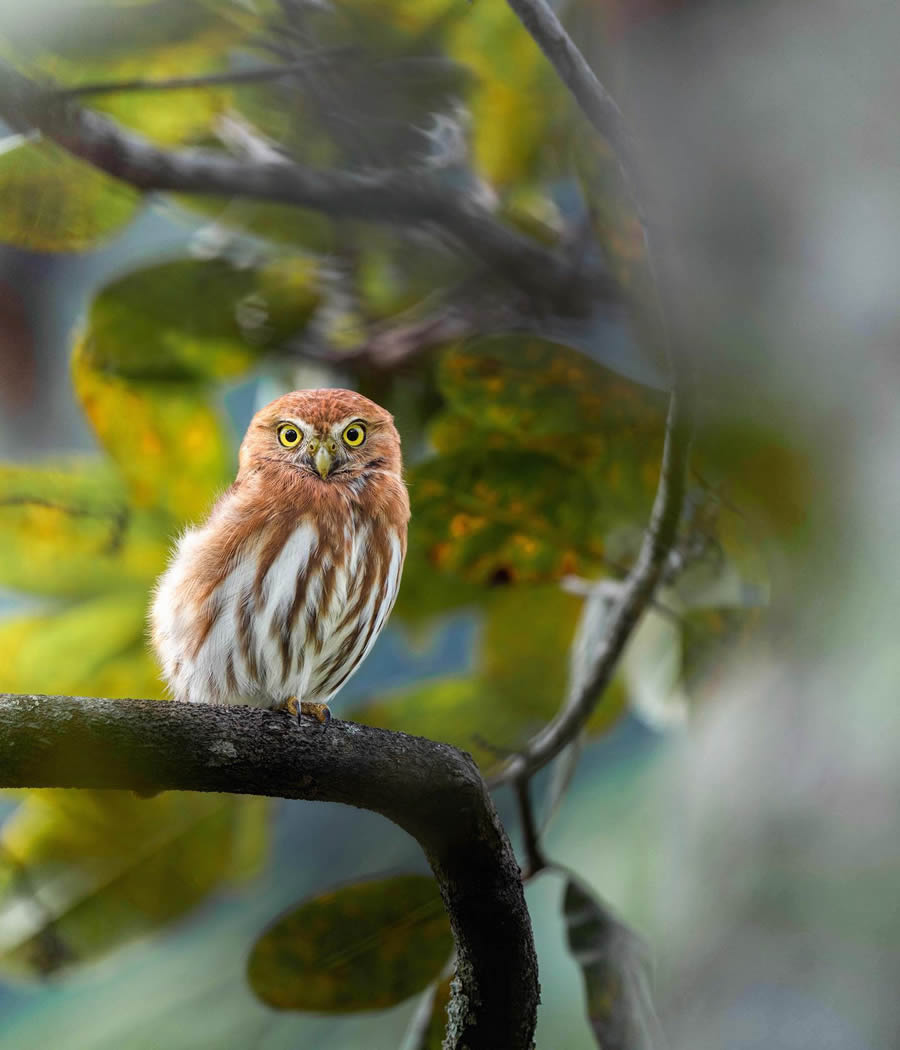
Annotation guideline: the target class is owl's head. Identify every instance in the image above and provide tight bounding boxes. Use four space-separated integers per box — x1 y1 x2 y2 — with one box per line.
238 388 402 484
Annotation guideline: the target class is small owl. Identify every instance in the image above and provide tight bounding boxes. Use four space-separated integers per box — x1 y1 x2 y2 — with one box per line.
151 389 409 722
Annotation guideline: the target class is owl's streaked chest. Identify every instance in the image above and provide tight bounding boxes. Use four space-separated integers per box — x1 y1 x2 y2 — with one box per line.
151 502 404 708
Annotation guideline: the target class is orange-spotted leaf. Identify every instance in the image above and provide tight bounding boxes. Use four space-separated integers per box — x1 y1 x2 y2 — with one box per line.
411 450 603 586
438 336 665 441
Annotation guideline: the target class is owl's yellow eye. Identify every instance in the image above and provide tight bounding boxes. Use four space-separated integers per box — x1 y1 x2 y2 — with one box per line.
341 422 367 447
277 423 303 448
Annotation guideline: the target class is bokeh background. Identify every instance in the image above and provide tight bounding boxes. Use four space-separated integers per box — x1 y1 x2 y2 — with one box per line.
0 0 898 1048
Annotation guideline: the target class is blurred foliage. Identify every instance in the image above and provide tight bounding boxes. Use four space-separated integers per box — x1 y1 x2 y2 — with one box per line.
355 586 626 772
83 256 320 382
247 875 452 1012
562 875 661 1050
416 336 666 586
0 246 325 975
0 142 140 253
0 789 266 978
408 972 453 1050
0 0 782 1042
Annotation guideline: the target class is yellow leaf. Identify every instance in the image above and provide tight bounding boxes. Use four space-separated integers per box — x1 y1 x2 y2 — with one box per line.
0 592 149 697
0 460 168 597
73 337 231 524
0 790 269 976
0 141 139 253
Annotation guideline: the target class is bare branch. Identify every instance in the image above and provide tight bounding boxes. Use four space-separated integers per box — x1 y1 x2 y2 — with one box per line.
47 53 463 100
47 58 346 100
503 0 643 214
513 776 548 879
499 391 692 782
0 60 616 314
494 0 695 783
0 693 538 1050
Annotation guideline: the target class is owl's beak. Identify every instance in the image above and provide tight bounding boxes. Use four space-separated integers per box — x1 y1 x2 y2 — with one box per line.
314 445 333 479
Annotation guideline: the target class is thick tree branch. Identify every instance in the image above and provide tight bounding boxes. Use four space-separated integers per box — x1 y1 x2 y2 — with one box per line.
0 694 539 1050
0 60 616 314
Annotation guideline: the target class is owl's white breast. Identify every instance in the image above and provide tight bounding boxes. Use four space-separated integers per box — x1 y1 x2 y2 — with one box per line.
151 516 403 709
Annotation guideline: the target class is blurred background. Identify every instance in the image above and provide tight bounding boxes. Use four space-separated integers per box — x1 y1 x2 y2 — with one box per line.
0 0 898 1048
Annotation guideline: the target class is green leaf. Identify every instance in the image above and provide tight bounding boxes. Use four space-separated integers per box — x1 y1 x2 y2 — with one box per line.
180 195 340 255
563 877 662 1050
421 974 453 1050
83 256 320 382
418 338 666 585
247 874 453 1012
412 448 603 585
0 592 150 697
0 460 168 597
448 1 570 185
0 141 139 252
438 336 665 442
0 790 269 977
693 420 813 544
72 338 232 524
390 534 485 625
355 586 626 770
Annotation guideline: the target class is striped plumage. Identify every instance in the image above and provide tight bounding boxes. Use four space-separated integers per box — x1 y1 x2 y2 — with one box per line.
150 389 409 715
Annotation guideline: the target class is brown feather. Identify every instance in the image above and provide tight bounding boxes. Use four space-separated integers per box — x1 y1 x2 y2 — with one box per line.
151 388 409 710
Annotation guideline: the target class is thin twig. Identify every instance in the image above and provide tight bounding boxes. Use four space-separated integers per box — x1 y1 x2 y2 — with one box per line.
498 394 691 782
503 0 644 220
514 776 548 879
47 57 345 99
491 0 694 784
47 53 464 100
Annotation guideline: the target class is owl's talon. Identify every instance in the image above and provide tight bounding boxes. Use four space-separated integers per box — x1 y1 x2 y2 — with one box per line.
300 701 331 725
284 696 300 718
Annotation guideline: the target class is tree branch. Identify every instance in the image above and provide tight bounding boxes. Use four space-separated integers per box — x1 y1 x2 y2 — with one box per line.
0 693 539 1050
494 0 695 783
48 53 464 100
513 775 548 880
503 0 643 216
0 60 616 315
500 392 691 782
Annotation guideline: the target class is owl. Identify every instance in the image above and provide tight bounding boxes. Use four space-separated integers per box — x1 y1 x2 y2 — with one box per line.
150 389 409 723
